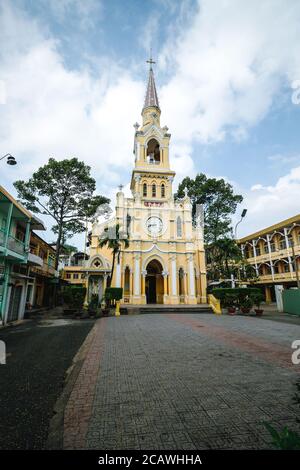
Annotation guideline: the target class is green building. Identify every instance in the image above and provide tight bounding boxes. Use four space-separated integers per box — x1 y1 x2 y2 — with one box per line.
0 185 45 324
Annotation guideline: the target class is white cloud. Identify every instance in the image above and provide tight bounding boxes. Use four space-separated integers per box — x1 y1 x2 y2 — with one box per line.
238 166 300 236
2 0 300 245
160 0 300 149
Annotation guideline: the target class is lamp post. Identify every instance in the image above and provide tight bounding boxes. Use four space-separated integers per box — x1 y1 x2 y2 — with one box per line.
0 154 17 166
235 209 247 239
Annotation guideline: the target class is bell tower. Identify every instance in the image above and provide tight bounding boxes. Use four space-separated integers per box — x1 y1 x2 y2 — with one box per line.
130 56 175 201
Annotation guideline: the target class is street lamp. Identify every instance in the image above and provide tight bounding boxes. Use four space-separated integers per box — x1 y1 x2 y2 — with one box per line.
0 153 17 166
235 209 247 239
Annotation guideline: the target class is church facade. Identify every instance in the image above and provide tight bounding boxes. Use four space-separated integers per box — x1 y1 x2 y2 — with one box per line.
68 64 207 305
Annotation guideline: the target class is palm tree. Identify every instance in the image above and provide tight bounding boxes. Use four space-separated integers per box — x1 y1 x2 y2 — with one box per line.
99 224 129 287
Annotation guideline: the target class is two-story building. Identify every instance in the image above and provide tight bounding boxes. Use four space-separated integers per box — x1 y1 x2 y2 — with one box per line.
26 232 58 309
60 252 89 287
238 214 300 301
0 185 58 324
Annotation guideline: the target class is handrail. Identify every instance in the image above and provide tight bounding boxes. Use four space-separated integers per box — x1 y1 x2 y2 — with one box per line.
208 294 222 315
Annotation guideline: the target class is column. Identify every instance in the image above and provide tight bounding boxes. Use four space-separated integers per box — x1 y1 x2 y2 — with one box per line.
83 275 89 308
284 227 294 276
162 271 168 304
129 269 133 302
169 256 179 304
265 286 272 303
183 271 188 301
141 269 147 304
115 262 121 287
188 255 195 296
266 234 275 280
252 240 259 276
171 257 176 296
133 255 141 302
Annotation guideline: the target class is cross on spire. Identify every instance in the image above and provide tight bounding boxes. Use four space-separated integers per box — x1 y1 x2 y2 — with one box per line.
143 51 160 110
146 49 156 70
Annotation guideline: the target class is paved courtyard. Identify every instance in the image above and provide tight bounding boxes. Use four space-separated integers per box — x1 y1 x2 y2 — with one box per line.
63 313 300 450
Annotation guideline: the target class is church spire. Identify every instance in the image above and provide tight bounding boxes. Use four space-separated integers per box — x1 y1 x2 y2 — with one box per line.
143 54 160 110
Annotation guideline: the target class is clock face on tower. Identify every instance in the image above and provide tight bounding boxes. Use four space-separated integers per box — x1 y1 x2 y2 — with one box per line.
146 216 163 236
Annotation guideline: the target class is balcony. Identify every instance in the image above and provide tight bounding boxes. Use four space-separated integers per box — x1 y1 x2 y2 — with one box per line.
255 272 297 283
7 235 25 255
28 251 43 267
0 228 5 247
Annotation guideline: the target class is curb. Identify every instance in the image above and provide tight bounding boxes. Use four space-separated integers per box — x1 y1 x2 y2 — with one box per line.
45 319 102 449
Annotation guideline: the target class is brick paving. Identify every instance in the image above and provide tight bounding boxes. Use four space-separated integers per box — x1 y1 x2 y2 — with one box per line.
63 314 300 450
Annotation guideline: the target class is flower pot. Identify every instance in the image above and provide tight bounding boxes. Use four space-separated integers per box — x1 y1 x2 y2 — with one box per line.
255 309 264 316
227 307 236 315
102 308 109 317
240 307 251 314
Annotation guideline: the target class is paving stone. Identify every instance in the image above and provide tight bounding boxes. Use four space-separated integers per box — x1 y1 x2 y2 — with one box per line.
63 314 300 449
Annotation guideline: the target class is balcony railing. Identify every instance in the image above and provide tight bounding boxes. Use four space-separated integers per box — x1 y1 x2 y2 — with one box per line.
0 228 5 246
7 235 25 255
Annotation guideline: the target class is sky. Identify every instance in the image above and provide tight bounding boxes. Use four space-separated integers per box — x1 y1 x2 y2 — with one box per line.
1 0 300 248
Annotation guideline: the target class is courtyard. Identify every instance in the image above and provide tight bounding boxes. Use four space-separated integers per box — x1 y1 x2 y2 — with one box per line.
61 313 300 450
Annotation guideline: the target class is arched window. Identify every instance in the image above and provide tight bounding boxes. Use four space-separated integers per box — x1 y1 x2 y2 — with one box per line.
147 138 160 164
161 183 165 198
177 216 182 237
143 183 147 197
152 183 156 197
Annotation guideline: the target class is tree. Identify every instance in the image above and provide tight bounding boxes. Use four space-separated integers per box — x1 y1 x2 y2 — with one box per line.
211 237 242 279
175 174 243 244
14 157 110 269
99 224 129 287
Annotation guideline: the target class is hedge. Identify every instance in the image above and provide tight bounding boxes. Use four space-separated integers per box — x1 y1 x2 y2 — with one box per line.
212 287 261 307
62 285 86 309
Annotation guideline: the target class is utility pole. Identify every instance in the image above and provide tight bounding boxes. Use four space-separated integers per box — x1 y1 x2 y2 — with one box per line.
290 240 300 289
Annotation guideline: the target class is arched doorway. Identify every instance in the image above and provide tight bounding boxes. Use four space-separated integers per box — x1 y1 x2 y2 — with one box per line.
145 259 164 304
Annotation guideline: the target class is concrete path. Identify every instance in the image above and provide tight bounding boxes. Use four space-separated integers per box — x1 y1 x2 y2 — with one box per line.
63 313 300 450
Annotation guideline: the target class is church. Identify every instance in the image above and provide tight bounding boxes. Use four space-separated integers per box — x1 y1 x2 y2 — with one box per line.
75 61 207 305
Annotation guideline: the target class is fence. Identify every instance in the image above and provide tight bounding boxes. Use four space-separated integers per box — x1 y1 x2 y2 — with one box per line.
282 289 300 315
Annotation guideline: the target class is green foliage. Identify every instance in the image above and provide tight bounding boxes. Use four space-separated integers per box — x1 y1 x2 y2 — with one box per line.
175 173 243 244
251 291 265 308
212 288 261 308
99 224 129 287
264 423 300 450
240 296 254 309
62 286 86 310
14 157 110 268
207 237 242 280
89 294 99 311
105 287 123 301
223 293 238 308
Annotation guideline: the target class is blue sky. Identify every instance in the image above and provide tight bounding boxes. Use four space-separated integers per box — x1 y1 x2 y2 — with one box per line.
1 0 300 247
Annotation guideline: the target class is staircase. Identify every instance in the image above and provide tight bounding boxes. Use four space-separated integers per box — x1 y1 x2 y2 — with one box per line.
120 304 213 315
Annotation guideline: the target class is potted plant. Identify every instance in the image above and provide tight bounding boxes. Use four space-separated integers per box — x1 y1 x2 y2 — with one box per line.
239 296 254 314
251 292 264 316
224 293 237 315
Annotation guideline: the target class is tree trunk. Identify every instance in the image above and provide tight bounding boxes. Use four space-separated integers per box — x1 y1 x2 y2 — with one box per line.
108 250 116 288
52 221 63 308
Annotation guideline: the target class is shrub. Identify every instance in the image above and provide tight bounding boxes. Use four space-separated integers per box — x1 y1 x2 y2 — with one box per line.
62 286 86 310
212 288 261 307
105 287 123 302
251 291 264 308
